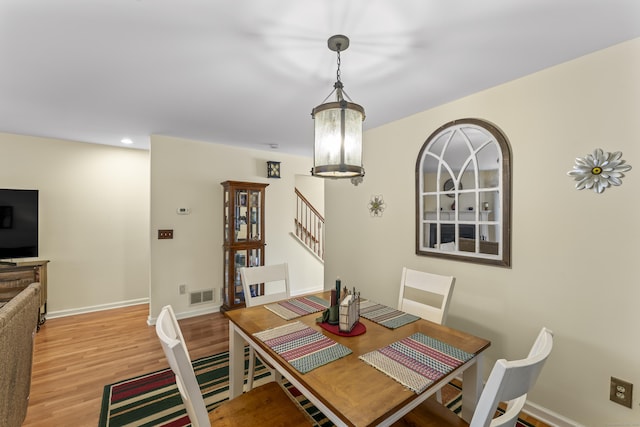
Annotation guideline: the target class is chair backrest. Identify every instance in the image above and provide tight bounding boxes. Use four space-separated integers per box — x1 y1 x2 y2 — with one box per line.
240 263 290 307
398 267 456 324
470 327 554 427
156 305 210 427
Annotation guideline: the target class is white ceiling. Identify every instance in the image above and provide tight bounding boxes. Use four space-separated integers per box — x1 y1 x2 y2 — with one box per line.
1 1 639 156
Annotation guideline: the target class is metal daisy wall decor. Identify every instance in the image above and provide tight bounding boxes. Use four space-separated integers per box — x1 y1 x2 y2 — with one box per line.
368 195 386 217
567 148 632 193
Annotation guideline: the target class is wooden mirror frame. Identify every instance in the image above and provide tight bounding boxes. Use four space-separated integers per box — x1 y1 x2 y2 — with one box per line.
415 118 512 267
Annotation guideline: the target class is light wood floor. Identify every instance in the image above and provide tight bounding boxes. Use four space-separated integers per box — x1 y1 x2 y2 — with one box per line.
23 304 551 427
23 304 224 427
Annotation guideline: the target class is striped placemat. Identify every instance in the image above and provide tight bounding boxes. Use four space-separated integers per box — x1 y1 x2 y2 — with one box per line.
359 299 420 329
253 321 352 374
359 332 473 394
265 295 330 320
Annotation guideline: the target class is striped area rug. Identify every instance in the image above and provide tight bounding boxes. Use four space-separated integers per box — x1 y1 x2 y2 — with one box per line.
99 348 269 427
99 350 536 427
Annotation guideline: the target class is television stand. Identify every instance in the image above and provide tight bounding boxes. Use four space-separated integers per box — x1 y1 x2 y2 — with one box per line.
0 260 49 327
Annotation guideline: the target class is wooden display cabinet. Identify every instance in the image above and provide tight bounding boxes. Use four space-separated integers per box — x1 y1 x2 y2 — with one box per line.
221 181 268 311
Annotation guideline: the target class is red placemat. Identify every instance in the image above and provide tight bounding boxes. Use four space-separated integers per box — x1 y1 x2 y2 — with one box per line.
317 320 366 337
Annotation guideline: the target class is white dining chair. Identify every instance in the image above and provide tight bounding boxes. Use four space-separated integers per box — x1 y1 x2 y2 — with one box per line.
239 263 290 390
155 305 310 427
393 327 554 427
398 267 456 404
240 263 290 308
398 267 456 325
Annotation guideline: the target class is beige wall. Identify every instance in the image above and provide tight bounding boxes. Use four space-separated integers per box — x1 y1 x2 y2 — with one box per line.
0 130 324 320
324 38 640 425
149 135 324 320
0 133 150 313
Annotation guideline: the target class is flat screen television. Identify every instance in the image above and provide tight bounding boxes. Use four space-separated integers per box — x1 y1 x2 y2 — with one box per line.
0 189 39 260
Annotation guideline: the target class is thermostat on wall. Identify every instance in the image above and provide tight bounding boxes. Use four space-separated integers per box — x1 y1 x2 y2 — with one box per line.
176 207 191 215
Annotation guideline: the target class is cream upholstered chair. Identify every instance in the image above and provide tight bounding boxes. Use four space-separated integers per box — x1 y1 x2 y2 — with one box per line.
239 263 290 391
393 327 554 427
155 305 310 427
398 267 456 325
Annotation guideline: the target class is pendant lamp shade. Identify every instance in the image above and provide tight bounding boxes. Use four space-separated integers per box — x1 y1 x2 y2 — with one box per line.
312 100 365 177
311 35 365 178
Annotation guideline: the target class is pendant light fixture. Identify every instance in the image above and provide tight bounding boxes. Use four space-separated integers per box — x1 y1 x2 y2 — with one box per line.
311 35 365 178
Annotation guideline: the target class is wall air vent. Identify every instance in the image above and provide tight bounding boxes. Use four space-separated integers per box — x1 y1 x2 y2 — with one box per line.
190 289 214 305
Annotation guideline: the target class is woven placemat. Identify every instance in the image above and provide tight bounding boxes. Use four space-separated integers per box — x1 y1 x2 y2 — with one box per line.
359 332 473 393
265 295 330 320
253 321 352 374
359 300 420 329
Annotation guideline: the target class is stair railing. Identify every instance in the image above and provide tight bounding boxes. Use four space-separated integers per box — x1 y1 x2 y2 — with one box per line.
294 188 324 261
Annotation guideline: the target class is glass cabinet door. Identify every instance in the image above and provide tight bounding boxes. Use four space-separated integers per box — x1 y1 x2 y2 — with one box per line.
223 188 230 243
248 190 262 241
224 246 264 305
221 181 268 311
233 189 262 242
235 190 248 242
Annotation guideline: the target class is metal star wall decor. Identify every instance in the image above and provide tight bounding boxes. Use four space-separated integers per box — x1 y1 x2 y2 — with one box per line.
368 195 386 217
567 148 632 193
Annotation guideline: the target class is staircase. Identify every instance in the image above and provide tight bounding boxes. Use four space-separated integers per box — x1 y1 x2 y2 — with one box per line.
294 188 324 261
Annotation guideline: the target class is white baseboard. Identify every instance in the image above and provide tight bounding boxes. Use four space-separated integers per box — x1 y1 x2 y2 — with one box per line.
146 304 221 326
46 298 149 319
291 287 324 297
523 400 585 427
48 297 222 325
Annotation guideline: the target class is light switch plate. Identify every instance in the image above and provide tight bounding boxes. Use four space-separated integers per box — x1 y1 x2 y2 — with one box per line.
158 229 173 239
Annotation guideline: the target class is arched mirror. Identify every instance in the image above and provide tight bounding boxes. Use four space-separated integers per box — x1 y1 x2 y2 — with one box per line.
416 118 511 267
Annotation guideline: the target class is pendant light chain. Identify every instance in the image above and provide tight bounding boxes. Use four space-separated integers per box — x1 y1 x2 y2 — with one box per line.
335 43 344 103
336 46 342 84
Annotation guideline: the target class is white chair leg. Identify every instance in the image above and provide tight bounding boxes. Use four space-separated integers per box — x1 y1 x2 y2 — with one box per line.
247 346 255 391
248 345 281 391
436 389 442 403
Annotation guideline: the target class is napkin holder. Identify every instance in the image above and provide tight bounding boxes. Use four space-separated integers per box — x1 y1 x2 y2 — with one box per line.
339 291 360 333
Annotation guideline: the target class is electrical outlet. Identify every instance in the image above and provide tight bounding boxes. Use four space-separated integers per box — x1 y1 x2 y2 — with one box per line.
158 229 173 239
610 377 633 408
179 284 186 295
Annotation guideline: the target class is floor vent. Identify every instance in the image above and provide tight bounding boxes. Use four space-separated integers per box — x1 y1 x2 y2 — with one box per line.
190 289 214 305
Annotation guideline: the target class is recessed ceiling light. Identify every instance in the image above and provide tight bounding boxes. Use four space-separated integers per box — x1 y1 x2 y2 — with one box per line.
121 138 133 145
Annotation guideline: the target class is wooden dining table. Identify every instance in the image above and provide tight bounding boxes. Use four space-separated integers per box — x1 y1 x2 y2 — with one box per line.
224 291 490 427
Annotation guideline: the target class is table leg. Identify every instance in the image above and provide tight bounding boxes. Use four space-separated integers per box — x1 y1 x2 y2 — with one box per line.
228 320 245 399
461 353 484 422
